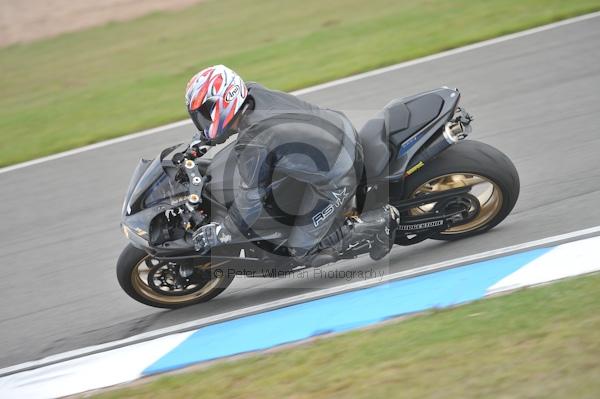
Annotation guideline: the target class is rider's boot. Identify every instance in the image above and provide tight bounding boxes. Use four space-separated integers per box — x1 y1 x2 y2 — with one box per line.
345 205 400 260
317 205 400 261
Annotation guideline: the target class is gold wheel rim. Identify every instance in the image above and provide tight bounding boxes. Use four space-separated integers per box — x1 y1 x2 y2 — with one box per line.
410 173 503 234
131 257 228 305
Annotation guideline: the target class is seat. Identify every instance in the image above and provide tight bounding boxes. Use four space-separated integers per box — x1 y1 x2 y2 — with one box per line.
385 92 444 147
357 92 445 178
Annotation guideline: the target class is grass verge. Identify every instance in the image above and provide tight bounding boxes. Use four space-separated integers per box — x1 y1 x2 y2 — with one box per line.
95 273 600 399
2 0 600 166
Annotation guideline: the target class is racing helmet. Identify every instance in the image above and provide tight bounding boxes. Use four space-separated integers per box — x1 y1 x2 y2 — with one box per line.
185 65 248 143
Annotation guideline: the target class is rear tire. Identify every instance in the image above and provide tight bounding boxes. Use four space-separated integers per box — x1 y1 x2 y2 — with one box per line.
401 140 520 240
116 244 234 309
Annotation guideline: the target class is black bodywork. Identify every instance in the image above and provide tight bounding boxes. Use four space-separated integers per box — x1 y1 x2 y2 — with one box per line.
122 87 469 273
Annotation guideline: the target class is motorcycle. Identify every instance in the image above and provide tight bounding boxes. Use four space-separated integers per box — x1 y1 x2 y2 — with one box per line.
117 87 520 308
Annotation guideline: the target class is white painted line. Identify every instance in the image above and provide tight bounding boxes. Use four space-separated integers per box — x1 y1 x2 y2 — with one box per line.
291 10 600 96
4 228 599 398
487 235 600 294
1 10 599 175
0 120 192 175
0 331 194 399
2 224 599 377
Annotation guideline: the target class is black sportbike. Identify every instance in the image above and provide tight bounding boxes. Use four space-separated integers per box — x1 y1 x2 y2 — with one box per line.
118 88 519 308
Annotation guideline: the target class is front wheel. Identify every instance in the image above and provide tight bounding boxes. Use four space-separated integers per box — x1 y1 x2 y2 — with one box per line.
400 140 520 240
116 244 235 309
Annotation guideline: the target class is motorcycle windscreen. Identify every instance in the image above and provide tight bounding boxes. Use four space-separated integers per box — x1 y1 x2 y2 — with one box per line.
122 158 152 216
124 155 188 215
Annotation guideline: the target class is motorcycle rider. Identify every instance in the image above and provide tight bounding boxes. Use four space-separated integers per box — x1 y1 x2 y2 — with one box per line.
185 65 399 266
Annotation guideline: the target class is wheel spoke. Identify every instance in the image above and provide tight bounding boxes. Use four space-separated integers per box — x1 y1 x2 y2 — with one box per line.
458 175 486 188
409 173 503 235
130 255 232 306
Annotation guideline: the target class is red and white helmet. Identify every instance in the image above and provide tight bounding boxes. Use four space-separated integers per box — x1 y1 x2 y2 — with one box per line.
185 65 248 143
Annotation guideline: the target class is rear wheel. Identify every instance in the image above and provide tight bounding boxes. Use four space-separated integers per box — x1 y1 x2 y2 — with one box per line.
116 244 234 309
401 140 519 240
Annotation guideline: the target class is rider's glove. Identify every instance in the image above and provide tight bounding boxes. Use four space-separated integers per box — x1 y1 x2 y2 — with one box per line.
192 222 232 254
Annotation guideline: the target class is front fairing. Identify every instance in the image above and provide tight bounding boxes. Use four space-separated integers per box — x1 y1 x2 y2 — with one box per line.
121 145 190 248
122 158 152 217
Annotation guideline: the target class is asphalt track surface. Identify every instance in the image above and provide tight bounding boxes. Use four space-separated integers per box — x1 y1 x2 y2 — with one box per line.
1 16 600 368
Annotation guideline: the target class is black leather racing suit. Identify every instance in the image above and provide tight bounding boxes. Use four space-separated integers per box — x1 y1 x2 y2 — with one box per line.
222 83 363 255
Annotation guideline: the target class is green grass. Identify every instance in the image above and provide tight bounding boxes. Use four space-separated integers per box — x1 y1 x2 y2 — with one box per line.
95 273 600 399
1 0 600 166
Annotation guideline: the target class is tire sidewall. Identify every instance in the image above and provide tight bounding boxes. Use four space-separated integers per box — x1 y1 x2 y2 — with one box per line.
401 140 520 240
116 244 234 309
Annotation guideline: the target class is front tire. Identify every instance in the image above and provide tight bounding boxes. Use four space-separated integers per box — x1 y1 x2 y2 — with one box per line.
401 140 520 240
116 244 234 309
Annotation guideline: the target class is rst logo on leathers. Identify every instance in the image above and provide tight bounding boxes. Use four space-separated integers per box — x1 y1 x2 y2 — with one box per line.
312 188 348 227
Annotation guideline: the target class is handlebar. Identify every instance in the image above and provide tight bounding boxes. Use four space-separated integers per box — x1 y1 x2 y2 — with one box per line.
172 144 210 165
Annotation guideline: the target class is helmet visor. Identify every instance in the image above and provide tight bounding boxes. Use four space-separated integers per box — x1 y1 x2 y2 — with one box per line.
189 109 212 132
189 98 217 137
